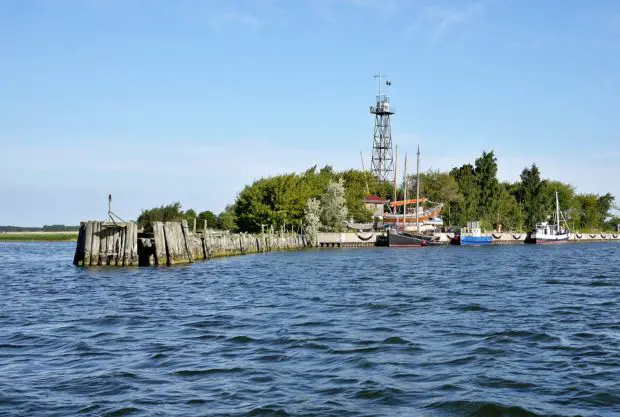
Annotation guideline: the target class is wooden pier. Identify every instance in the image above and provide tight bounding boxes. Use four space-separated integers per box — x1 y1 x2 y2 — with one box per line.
74 220 308 267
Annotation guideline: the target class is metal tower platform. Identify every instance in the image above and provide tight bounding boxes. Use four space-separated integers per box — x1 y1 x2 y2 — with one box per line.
369 73 395 182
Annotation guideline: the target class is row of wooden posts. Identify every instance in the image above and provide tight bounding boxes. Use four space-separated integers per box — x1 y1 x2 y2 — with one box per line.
73 220 308 267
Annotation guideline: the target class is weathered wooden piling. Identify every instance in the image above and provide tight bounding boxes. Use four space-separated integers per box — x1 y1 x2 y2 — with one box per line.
74 221 139 267
75 219 308 267
163 221 190 265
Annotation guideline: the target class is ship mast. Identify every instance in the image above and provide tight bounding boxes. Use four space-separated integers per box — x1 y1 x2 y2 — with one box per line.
416 145 420 232
555 190 560 234
392 145 398 214
403 154 408 230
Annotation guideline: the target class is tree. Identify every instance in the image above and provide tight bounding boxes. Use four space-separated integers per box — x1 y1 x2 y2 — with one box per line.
603 216 620 232
321 178 348 231
474 150 500 223
450 164 479 226
184 209 197 225
421 170 460 203
597 193 615 225
493 184 524 231
198 210 218 229
541 181 579 230
304 198 322 246
518 164 546 229
575 194 600 231
340 169 375 222
137 202 184 230
217 205 238 231
232 166 388 232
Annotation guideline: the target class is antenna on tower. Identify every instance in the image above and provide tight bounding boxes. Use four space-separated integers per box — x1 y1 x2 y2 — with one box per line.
369 73 395 182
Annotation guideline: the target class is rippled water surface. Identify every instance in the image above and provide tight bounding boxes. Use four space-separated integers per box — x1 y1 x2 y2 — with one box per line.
1 242 620 416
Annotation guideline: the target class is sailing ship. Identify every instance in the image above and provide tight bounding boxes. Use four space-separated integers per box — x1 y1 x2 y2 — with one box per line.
382 199 444 228
388 146 445 247
451 221 493 245
525 191 570 244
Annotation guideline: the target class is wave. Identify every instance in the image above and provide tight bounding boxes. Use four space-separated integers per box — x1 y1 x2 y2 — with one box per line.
382 336 410 345
424 400 546 417
353 387 405 405
484 329 560 344
174 367 243 377
228 335 256 343
476 376 537 390
103 407 142 417
246 406 290 416
452 303 492 312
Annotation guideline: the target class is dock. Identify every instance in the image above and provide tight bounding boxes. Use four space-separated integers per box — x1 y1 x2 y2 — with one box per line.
316 231 620 247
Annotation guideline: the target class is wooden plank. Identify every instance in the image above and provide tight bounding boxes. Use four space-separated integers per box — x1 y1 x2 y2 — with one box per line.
73 222 86 266
129 222 138 266
163 222 181 265
106 225 114 265
152 222 167 266
180 220 193 263
111 226 119 266
124 222 133 266
118 226 125 266
99 225 108 265
90 221 100 266
83 221 93 267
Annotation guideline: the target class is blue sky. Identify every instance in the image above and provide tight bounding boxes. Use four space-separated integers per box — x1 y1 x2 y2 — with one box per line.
1 0 619 226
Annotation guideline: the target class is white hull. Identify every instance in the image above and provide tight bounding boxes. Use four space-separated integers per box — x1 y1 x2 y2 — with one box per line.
528 232 569 244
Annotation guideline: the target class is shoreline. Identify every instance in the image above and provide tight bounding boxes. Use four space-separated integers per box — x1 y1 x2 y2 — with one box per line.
0 232 79 242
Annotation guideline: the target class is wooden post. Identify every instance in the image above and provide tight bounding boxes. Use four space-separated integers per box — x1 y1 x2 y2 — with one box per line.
73 222 86 266
128 222 138 266
84 221 93 267
99 226 108 265
181 220 193 263
111 225 120 266
106 225 114 265
193 217 196 234
118 225 126 266
153 221 167 266
91 221 100 266
125 223 132 266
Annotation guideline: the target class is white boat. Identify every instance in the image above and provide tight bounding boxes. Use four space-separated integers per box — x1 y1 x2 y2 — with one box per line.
526 191 570 244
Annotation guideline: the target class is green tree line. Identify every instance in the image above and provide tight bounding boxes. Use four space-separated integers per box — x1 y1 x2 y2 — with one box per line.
136 151 618 233
136 202 236 231
410 151 617 231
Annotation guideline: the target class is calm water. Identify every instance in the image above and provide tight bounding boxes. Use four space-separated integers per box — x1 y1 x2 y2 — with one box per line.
1 242 619 417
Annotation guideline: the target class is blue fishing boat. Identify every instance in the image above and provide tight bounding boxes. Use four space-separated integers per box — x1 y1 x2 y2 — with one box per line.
451 221 493 245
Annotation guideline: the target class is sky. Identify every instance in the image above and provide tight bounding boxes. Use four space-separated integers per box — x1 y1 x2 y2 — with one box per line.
1 0 619 226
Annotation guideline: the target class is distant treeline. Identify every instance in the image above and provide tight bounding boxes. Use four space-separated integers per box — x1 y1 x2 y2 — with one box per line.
136 202 235 232
137 150 619 233
0 225 80 232
418 151 618 232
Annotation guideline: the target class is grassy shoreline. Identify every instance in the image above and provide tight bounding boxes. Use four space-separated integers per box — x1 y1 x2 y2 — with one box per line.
0 232 79 242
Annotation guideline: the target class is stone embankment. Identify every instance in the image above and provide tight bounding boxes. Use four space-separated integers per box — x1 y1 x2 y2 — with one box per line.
73 220 307 267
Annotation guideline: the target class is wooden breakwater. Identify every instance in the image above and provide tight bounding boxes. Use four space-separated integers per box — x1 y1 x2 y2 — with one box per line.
73 220 308 267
